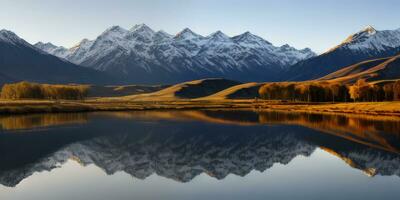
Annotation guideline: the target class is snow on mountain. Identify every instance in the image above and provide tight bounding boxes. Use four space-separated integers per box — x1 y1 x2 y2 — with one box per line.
66 39 94 64
153 30 173 42
232 31 273 48
276 45 316 66
327 25 400 53
0 29 115 85
34 42 69 58
175 28 204 41
0 29 29 46
284 25 400 81
34 24 316 83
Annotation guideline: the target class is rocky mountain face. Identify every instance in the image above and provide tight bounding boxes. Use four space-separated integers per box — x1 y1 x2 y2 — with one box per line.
0 29 115 85
35 24 316 84
284 26 400 81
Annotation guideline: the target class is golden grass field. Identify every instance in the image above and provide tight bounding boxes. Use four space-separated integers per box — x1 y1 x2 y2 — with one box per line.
1 98 400 116
1 78 399 116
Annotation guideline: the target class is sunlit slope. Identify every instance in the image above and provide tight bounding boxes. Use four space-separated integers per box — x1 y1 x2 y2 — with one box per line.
122 78 241 100
319 54 400 83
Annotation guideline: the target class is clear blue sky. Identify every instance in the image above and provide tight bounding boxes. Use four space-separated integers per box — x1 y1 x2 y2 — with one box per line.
1 0 399 53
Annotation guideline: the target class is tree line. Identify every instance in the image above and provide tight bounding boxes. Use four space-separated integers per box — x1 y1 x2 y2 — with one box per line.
259 80 400 102
1 81 89 100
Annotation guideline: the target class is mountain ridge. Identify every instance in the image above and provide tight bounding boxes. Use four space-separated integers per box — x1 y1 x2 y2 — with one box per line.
35 24 316 84
284 26 400 81
0 29 116 85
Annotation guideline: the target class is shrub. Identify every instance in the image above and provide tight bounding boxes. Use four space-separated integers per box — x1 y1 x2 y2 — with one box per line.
1 81 89 100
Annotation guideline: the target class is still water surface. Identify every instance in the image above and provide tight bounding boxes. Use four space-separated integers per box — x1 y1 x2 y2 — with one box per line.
0 110 399 200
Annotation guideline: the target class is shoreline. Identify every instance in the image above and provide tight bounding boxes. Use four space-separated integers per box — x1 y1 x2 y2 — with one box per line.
1 99 400 117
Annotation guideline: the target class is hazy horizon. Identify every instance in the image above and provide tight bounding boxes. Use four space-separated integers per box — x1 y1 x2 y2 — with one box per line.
1 0 400 53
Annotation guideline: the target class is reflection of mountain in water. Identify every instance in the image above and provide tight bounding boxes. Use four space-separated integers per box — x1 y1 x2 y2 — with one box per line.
0 110 399 187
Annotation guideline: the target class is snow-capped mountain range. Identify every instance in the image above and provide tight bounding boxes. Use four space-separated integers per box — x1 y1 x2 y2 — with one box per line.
35 24 316 84
2 24 400 84
327 25 400 53
284 26 400 81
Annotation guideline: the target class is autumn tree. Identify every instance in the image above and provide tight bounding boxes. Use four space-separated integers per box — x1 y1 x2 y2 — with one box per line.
329 84 340 102
394 80 400 101
1 82 89 100
383 83 394 101
349 79 371 102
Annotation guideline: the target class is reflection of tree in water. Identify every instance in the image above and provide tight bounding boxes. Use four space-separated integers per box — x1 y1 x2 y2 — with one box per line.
0 113 89 130
257 111 400 153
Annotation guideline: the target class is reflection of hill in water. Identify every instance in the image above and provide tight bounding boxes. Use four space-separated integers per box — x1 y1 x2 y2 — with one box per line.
100 110 400 153
0 110 399 187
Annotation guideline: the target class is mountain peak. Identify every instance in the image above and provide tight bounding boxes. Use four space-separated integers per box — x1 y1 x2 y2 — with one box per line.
102 26 128 36
0 29 15 35
80 38 90 43
0 29 18 39
34 42 57 49
209 31 230 40
99 26 129 41
70 38 92 51
130 23 154 34
232 31 272 46
175 28 203 40
354 25 377 37
243 31 252 35
33 41 69 58
325 25 382 54
181 28 193 33
0 29 27 45
363 25 377 34
300 47 313 53
105 25 125 32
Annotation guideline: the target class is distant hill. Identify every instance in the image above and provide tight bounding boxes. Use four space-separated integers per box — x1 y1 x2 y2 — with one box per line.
284 26 400 81
319 54 400 83
0 29 116 86
122 78 241 100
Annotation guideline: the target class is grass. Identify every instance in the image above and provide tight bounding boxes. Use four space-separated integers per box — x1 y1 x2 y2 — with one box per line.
1 98 400 116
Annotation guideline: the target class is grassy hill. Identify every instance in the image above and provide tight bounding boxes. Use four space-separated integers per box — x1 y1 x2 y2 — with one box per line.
319 54 400 83
120 78 241 101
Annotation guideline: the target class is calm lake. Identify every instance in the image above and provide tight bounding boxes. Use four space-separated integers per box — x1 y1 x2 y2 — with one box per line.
0 110 399 200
